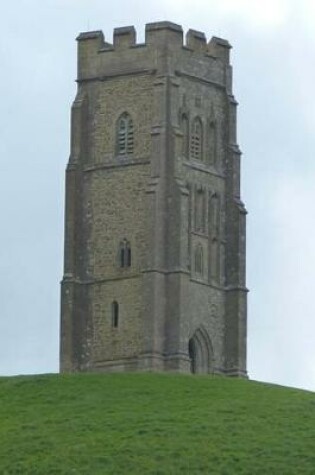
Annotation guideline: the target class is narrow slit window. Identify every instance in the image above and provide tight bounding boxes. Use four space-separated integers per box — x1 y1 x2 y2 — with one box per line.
117 113 133 156
111 301 119 328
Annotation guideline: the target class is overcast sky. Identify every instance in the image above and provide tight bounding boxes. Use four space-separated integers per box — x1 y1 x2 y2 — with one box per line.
1 0 315 391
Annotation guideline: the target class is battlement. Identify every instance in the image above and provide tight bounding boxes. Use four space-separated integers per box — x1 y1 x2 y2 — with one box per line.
76 22 231 81
77 21 230 55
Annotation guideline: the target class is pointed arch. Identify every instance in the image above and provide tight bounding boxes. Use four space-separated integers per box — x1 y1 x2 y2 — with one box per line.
188 326 214 374
194 243 203 277
190 117 203 160
117 112 134 156
194 244 203 276
118 239 131 268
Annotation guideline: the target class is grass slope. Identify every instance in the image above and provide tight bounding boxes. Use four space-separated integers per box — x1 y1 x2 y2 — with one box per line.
0 373 314 474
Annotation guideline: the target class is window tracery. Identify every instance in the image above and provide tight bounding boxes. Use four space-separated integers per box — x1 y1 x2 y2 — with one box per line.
117 112 133 156
119 239 131 268
190 117 202 160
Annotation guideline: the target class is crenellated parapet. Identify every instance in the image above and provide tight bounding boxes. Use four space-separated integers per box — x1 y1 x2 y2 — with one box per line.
76 22 231 82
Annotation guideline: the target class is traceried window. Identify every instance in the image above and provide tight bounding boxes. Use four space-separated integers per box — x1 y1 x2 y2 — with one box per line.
117 112 134 156
194 244 203 276
182 114 189 158
190 117 202 160
119 239 131 268
111 301 119 328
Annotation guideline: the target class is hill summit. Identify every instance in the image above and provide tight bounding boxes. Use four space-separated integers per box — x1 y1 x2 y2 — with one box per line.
0 373 314 474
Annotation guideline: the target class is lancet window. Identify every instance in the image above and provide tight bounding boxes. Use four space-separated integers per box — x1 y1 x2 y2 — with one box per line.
119 239 131 268
117 112 134 156
190 117 203 160
194 244 203 276
111 301 119 328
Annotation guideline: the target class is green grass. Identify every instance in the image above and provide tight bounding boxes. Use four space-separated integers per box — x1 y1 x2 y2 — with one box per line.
0 373 314 474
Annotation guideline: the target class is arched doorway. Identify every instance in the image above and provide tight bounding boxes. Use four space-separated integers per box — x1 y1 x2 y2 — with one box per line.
188 338 197 374
188 327 213 374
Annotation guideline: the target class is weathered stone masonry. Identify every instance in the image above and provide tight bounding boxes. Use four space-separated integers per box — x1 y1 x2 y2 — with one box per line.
60 22 248 376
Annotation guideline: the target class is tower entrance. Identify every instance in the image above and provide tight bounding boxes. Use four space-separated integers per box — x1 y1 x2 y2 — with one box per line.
188 338 196 373
188 328 213 374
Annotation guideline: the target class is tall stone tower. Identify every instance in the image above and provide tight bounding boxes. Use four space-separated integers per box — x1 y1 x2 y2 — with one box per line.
60 22 247 376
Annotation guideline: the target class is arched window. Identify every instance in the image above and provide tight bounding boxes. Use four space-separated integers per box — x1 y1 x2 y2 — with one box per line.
182 114 189 158
190 118 202 160
117 113 133 156
111 301 119 328
119 239 131 268
194 244 203 276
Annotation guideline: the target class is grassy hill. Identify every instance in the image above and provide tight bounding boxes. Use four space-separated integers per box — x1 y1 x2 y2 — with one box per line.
0 373 314 474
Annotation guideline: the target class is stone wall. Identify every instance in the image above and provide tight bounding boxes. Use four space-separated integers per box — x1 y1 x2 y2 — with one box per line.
60 22 247 376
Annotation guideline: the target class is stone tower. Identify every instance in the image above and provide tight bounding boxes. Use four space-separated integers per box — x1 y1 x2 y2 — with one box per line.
60 22 247 376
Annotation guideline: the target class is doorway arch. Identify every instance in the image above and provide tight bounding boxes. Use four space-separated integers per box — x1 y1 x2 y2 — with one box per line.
188 327 213 374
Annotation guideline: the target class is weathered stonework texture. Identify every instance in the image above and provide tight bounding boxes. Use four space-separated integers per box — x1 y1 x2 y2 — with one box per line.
60 22 248 376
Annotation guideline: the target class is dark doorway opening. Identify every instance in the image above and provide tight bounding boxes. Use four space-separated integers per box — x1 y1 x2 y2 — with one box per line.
188 327 213 374
188 338 196 374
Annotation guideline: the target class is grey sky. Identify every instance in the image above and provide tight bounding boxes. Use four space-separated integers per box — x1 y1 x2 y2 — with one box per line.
1 0 314 391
